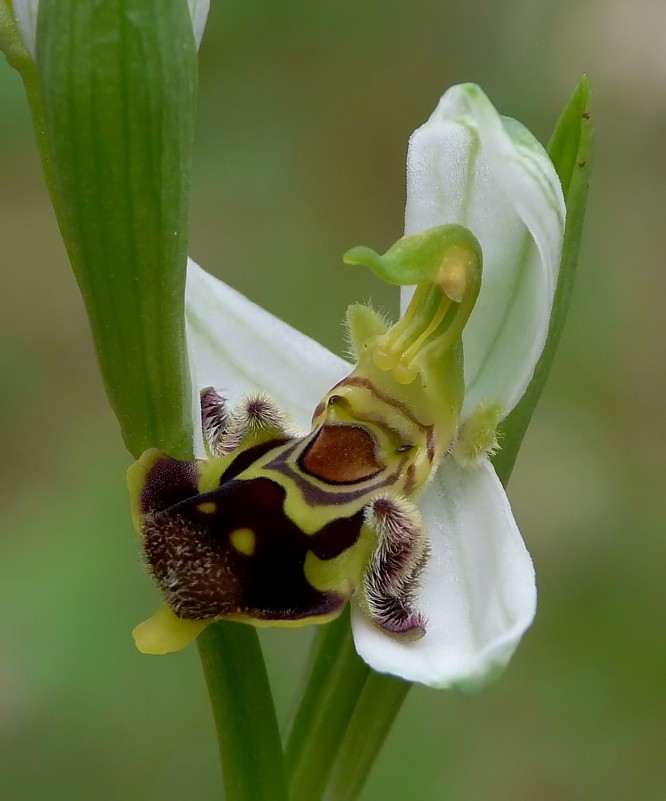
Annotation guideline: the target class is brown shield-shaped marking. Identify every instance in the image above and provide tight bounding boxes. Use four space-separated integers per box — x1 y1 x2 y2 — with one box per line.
299 424 383 484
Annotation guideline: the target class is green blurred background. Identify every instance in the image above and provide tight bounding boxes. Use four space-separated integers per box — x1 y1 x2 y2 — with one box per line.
1 1 664 799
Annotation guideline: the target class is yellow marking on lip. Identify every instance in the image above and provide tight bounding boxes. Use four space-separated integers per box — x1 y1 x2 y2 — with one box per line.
197 501 217 514
230 527 256 556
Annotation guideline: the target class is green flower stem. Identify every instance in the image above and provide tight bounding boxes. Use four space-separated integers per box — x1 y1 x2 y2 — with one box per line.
325 673 410 801
198 622 288 801
291 76 593 801
286 609 371 801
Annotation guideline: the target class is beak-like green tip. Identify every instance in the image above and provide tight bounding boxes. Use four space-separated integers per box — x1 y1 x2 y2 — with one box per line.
343 245 383 271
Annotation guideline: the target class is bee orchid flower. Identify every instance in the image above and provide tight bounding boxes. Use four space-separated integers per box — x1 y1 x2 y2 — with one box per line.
129 84 565 690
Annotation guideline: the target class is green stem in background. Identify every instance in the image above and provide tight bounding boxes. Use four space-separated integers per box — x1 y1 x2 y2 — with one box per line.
286 609 370 801
325 674 410 801
2 4 286 799
198 622 288 801
287 75 594 801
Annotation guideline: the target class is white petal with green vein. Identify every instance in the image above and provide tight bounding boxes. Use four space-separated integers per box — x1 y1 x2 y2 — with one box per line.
185 259 349 447
404 83 565 420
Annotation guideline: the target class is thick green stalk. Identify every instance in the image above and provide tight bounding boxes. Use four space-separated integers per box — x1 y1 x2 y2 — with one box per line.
198 623 288 801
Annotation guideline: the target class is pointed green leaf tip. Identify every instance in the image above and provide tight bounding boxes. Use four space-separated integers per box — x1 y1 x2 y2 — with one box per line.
36 0 198 460
493 75 593 483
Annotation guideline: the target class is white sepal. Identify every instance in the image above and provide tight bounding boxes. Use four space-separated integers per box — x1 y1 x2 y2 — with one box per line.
404 83 565 419
185 259 350 451
351 457 536 689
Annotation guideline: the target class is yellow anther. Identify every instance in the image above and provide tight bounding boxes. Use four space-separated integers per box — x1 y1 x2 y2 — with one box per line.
197 501 217 514
437 249 472 302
